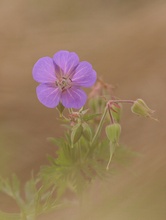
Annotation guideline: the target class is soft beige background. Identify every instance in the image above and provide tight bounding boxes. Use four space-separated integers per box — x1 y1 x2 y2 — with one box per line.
0 0 166 219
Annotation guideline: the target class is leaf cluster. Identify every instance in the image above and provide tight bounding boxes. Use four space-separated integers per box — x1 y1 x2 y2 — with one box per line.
0 174 61 219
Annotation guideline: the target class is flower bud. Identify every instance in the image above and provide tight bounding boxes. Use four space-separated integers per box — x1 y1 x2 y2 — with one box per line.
131 99 155 118
56 103 65 116
105 123 121 144
82 123 92 141
71 123 83 147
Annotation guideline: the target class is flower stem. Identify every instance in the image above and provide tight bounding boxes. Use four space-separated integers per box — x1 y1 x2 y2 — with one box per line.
91 106 108 146
108 100 134 105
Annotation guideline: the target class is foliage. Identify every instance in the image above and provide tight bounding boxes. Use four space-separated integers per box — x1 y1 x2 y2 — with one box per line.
0 78 155 219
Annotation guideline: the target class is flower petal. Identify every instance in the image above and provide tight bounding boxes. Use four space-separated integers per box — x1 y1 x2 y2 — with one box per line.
61 87 87 109
36 84 61 108
32 57 56 83
53 50 79 76
72 61 97 87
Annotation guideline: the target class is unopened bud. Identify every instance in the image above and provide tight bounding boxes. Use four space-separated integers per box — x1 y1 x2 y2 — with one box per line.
56 103 65 116
71 123 83 147
105 123 121 144
82 123 92 141
131 99 155 119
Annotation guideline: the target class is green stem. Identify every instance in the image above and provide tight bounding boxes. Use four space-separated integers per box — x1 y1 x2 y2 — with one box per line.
106 142 115 170
91 106 108 146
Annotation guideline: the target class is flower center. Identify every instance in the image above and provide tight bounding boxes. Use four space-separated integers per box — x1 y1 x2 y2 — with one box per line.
56 77 72 91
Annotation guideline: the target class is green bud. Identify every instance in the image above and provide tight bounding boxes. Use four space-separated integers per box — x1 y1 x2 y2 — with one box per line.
131 99 155 118
105 123 121 144
82 123 92 141
71 124 83 147
56 103 65 116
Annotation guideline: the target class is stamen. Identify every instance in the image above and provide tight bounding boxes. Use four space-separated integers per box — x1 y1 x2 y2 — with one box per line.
56 77 72 91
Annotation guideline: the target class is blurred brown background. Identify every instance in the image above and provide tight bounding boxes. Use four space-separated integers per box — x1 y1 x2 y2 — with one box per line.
0 0 166 219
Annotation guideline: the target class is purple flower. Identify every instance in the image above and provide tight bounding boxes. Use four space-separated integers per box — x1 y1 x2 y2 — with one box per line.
32 50 97 109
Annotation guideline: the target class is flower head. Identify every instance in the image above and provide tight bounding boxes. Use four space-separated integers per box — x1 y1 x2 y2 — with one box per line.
131 99 155 119
32 50 97 109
